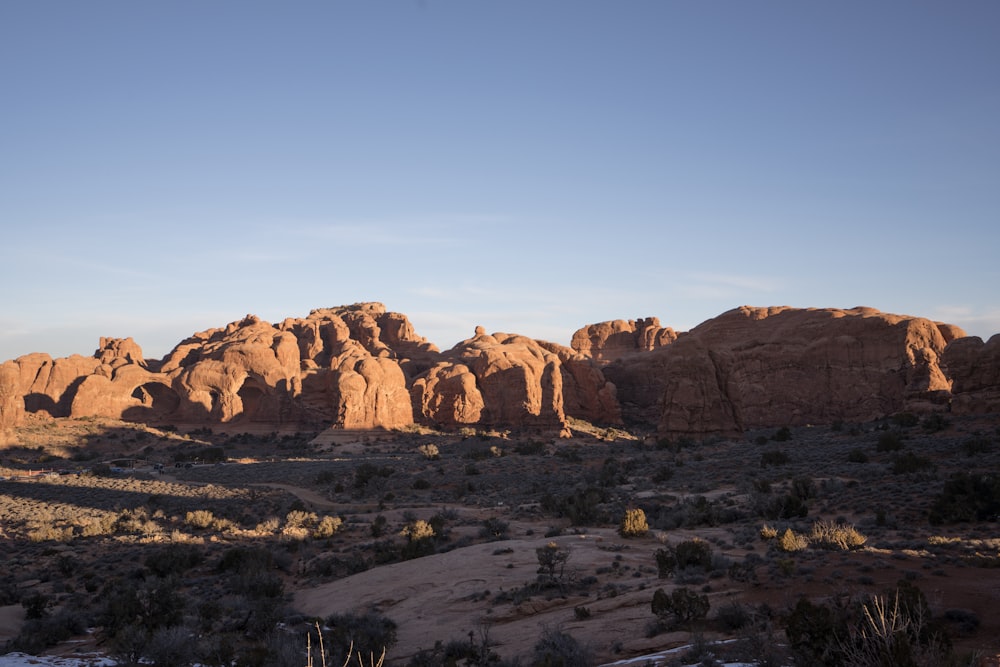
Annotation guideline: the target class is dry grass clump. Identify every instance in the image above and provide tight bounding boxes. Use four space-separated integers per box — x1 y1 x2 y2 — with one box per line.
760 523 778 540
810 520 867 550
776 528 809 552
619 508 649 537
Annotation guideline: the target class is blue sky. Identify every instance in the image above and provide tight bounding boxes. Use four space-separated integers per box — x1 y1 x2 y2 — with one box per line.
2 1 998 362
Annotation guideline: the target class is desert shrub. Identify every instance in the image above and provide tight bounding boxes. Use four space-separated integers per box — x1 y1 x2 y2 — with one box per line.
776 528 809 552
758 492 809 520
100 577 185 638
417 443 440 460
771 426 792 442
892 451 933 475
400 519 436 559
929 472 1000 524
412 477 431 489
324 611 397 665
514 440 546 455
618 508 649 537
760 523 778 540
354 463 394 489
651 587 710 628
652 494 744 529
540 486 608 526
315 469 338 484
847 448 870 463
655 538 713 578
313 515 342 539
760 450 789 467
145 543 204 577
716 601 751 632
479 517 509 541
651 465 673 483
791 477 817 500
943 608 981 635
531 626 593 666
401 519 435 542
217 545 274 574
891 412 919 428
10 608 85 654
921 413 949 432
146 626 195 667
810 520 866 550
185 510 215 529
370 515 388 538
785 581 952 667
21 592 50 619
961 436 993 456
784 597 847 666
877 432 903 452
536 542 571 587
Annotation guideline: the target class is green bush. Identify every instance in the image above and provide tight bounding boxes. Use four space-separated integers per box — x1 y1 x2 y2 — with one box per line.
531 627 593 666
479 517 509 540
760 450 790 467
929 472 1000 524
877 432 903 452
892 451 933 475
847 448 869 463
771 426 792 442
655 538 713 577
146 544 204 577
651 587 710 627
324 611 397 665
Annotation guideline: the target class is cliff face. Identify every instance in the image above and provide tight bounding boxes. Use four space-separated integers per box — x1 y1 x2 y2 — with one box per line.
602 306 965 435
1 303 997 439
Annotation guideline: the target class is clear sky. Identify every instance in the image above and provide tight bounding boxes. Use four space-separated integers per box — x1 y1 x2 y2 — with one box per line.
2 1 998 362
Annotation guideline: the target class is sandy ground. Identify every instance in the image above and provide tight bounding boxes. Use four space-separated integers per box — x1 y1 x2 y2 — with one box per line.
294 525 733 665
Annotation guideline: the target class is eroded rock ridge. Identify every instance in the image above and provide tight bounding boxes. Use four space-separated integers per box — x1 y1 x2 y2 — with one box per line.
2 303 997 438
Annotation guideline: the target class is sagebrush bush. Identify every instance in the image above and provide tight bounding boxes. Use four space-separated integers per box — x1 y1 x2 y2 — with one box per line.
810 520 866 550
651 587 710 627
776 528 809 552
618 508 649 537
656 538 713 577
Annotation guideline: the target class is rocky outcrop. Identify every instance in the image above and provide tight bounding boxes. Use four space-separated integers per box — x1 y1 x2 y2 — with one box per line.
570 317 677 364
942 334 1000 414
411 327 569 434
603 306 964 436
2 303 997 439
0 361 24 436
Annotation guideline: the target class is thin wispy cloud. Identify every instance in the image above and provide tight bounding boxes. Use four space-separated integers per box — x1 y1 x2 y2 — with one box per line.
674 272 783 300
930 305 1000 340
284 218 497 247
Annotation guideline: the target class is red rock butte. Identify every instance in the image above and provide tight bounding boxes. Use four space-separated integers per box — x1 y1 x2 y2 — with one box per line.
2 303 998 439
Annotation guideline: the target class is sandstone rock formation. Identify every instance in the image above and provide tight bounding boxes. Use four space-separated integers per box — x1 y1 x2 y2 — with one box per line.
411 327 570 435
602 306 965 436
942 334 1000 414
0 361 24 437
570 317 677 364
1 303 997 440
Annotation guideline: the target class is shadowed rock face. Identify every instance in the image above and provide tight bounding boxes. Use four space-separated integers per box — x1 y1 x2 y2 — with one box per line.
942 334 1000 414
603 306 963 435
1 303 997 438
